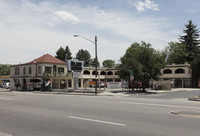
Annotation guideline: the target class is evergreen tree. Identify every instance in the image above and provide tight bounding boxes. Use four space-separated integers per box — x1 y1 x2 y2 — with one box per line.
55 46 65 61
65 46 72 60
179 20 200 63
76 49 92 67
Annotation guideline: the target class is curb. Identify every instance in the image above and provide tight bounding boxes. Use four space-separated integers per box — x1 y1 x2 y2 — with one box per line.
188 97 200 101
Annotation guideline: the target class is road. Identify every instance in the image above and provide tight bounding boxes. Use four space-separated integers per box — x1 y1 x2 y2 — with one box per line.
0 90 200 136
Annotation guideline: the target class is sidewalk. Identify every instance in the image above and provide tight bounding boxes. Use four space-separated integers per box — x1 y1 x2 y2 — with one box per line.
1 88 200 98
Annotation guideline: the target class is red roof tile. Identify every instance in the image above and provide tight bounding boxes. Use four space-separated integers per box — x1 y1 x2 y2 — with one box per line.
28 54 66 65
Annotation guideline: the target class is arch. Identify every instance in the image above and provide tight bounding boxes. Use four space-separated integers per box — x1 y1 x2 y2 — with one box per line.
92 71 98 75
163 69 172 74
107 71 113 75
100 71 106 75
83 70 90 75
175 68 185 74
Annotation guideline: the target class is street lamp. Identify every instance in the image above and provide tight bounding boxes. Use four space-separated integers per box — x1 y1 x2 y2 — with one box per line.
73 35 98 95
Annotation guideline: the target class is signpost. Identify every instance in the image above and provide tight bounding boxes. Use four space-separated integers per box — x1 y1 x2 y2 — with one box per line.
67 58 84 90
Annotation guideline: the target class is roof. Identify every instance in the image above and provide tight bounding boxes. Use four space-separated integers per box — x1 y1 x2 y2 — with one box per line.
27 54 66 65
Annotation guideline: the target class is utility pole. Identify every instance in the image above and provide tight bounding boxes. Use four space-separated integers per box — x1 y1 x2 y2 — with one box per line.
95 36 97 95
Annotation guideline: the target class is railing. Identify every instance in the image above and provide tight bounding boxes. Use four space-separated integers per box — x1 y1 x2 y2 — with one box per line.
43 72 67 77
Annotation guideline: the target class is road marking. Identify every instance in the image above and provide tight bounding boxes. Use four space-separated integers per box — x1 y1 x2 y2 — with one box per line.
0 97 13 100
120 101 200 109
68 116 126 127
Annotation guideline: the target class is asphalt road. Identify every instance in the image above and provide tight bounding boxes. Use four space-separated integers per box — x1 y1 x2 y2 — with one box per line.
0 91 200 136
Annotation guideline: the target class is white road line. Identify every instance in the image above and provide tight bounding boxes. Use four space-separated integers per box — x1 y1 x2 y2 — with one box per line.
120 101 200 109
0 97 13 100
68 116 126 127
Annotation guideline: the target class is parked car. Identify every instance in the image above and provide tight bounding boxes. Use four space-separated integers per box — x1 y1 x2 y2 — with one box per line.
0 83 5 88
4 82 10 89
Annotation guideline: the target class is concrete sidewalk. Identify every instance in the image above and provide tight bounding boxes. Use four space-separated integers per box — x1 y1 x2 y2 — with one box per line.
1 88 200 98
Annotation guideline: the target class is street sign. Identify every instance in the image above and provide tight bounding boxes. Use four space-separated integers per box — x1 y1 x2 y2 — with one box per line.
129 70 134 75
130 75 134 81
67 58 84 71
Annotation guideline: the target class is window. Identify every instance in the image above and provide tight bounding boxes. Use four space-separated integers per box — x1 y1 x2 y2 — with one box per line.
100 71 106 75
23 67 26 75
58 67 64 75
92 71 98 75
15 67 20 75
38 66 42 74
107 79 113 82
163 69 172 74
29 66 32 74
68 80 72 87
107 71 113 75
83 70 90 75
79 79 81 87
45 67 52 74
175 69 185 74
115 79 121 82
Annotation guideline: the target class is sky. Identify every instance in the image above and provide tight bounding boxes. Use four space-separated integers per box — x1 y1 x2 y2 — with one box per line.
1 0 200 65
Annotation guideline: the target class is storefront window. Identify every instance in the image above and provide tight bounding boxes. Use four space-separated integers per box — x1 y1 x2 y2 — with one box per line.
79 79 81 87
68 80 72 87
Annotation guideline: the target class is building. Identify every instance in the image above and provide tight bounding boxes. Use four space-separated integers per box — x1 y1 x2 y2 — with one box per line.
159 63 192 88
10 54 121 91
10 54 73 91
81 67 121 88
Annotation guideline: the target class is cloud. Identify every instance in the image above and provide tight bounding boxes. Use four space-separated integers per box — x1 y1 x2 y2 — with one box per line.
53 11 80 24
135 0 159 12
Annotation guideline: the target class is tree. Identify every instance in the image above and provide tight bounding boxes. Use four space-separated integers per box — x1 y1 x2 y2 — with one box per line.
117 42 166 87
55 46 66 61
65 46 72 60
102 59 115 68
179 20 200 63
190 47 200 87
164 42 187 64
91 58 100 67
0 64 10 75
76 49 92 67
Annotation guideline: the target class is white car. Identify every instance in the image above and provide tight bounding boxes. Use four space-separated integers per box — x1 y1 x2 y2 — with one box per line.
4 82 10 89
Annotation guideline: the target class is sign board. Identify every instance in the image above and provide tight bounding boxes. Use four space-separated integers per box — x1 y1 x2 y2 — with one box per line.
89 81 96 86
67 59 84 71
130 75 134 81
122 81 128 88
107 82 122 88
129 70 134 75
